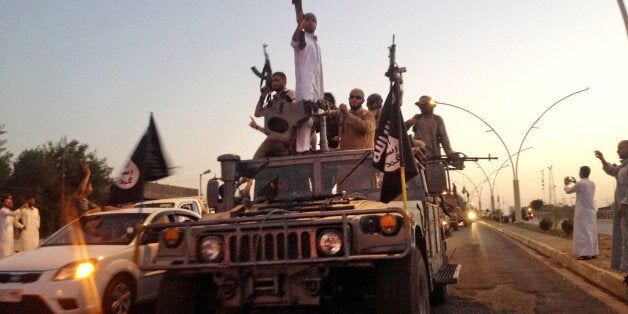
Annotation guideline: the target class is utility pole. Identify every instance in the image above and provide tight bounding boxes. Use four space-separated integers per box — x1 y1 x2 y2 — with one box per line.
547 166 556 205
540 169 545 203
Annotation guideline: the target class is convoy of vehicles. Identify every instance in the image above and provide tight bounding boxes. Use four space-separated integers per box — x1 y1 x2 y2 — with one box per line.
0 207 200 313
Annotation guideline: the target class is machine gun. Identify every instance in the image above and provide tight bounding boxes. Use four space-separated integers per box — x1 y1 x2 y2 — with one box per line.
434 152 498 171
292 0 306 49
250 44 273 105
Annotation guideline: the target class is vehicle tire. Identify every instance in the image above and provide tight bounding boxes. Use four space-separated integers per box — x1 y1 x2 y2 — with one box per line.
102 274 135 314
375 247 430 314
430 284 448 306
156 271 218 314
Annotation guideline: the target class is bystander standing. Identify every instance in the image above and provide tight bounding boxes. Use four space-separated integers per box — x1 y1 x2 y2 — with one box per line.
0 195 17 257
14 196 40 251
595 140 628 272
563 166 598 260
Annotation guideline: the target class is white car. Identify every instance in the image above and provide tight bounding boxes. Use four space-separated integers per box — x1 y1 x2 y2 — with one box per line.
134 196 212 216
0 207 200 313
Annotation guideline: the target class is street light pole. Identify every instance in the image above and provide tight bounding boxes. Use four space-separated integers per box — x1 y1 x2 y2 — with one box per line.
512 87 589 222
437 87 588 223
199 169 211 196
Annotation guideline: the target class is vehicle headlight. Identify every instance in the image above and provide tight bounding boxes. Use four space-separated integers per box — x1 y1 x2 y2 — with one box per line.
441 219 449 226
198 235 223 263
317 229 342 256
53 260 97 281
467 211 477 220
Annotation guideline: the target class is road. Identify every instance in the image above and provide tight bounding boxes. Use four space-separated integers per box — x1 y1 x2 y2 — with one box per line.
435 222 627 313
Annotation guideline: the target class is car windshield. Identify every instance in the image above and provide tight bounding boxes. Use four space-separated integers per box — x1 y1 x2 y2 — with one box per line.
42 213 149 246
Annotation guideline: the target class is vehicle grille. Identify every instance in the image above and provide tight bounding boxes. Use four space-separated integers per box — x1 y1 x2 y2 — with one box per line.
0 295 53 314
0 272 42 284
226 229 319 262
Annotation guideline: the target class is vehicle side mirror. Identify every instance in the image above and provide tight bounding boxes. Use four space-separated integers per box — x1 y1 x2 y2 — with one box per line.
206 179 220 212
425 162 447 195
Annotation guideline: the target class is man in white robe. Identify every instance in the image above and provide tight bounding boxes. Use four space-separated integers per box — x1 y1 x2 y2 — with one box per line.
0 195 17 257
291 12 324 153
14 196 40 251
563 166 598 260
595 140 628 271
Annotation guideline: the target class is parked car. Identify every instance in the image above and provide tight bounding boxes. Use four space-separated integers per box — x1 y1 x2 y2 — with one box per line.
0 207 200 313
134 196 211 216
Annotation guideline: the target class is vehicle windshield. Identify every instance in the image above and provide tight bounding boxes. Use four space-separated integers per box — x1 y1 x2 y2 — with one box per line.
42 213 149 246
251 152 425 202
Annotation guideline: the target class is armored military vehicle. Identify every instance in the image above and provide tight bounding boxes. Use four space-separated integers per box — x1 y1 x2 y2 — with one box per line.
140 147 460 313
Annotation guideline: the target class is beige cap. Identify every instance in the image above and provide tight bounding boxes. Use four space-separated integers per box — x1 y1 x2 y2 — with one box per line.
415 95 435 107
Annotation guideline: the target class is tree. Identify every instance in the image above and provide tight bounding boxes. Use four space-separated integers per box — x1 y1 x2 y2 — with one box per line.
529 199 544 211
5 138 113 237
0 124 12 189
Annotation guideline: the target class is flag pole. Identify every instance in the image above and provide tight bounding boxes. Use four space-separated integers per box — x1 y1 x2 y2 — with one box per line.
394 83 409 211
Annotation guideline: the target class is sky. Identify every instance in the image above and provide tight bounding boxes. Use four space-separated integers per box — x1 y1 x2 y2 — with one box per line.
2 1 627 212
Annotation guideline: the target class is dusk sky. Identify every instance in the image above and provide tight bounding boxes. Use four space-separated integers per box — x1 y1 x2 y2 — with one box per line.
2 1 627 211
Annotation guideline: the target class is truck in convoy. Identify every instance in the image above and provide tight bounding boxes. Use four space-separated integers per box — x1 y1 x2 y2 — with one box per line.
139 39 461 313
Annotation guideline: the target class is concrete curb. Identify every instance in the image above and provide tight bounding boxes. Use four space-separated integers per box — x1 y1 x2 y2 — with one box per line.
479 221 628 302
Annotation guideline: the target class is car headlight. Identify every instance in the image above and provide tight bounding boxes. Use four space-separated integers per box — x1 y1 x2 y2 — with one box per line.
198 235 223 263
467 211 477 220
317 229 342 256
53 260 97 281
441 219 449 226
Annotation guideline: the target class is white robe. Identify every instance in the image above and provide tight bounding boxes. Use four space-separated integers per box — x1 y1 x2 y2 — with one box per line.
15 207 40 251
0 206 17 257
292 32 324 152
564 178 598 257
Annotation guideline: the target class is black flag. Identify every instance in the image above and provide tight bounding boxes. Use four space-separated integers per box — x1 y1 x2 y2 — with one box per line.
372 88 418 203
107 114 169 206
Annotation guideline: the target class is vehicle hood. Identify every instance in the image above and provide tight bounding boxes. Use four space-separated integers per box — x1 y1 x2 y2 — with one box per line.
0 245 130 271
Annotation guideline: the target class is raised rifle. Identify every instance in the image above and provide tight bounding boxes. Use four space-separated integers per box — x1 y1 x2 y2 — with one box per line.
385 35 406 87
292 0 306 50
250 44 273 105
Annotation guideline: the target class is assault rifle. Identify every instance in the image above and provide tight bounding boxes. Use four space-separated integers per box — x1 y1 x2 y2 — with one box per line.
292 0 306 49
385 35 406 86
250 44 273 104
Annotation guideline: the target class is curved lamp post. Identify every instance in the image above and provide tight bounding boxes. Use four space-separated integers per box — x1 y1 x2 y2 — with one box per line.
199 169 211 196
437 87 588 222
511 87 589 221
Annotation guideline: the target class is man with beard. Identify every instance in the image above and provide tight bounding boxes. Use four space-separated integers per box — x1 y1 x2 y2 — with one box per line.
404 95 455 160
15 196 41 251
595 140 628 271
251 71 296 158
325 88 375 150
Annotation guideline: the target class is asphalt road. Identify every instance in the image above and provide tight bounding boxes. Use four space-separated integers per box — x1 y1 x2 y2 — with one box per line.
435 222 627 313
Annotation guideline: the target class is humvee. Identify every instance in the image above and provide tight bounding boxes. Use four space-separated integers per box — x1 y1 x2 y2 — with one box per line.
140 149 460 313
